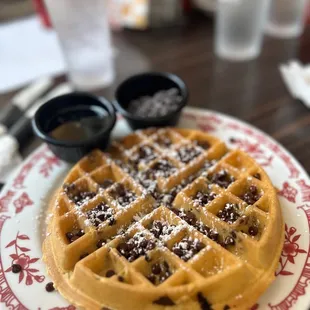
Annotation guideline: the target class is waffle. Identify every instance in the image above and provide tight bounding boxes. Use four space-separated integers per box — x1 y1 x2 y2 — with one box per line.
43 128 284 310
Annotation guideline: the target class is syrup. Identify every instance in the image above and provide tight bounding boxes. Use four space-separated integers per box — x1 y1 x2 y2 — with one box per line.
48 104 109 142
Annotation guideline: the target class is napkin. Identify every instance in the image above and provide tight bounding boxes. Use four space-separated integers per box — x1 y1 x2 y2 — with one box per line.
279 60 310 108
0 16 65 94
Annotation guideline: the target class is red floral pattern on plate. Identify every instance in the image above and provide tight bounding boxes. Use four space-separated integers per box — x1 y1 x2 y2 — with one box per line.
297 180 310 203
225 121 300 178
4 232 45 285
276 224 307 277
13 146 60 189
13 193 33 214
0 215 28 310
278 182 298 203
183 112 222 132
0 190 15 213
39 155 61 178
229 137 273 167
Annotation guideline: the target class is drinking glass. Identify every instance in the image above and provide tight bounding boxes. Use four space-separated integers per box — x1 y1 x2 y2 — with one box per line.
44 0 115 90
265 0 308 38
215 0 271 61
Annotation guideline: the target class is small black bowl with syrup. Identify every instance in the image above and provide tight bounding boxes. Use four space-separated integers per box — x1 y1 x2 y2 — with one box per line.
32 92 116 163
114 72 189 130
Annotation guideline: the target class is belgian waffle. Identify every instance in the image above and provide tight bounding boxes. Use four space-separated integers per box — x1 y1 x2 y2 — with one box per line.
43 128 284 310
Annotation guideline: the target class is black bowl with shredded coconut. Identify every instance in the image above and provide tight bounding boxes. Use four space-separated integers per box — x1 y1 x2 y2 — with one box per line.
114 72 188 129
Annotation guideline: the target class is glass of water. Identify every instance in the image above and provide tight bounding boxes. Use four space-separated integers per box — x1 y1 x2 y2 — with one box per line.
44 0 115 90
215 0 271 61
265 0 308 38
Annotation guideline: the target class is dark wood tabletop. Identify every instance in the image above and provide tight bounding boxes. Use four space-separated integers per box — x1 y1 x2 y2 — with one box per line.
1 8 310 174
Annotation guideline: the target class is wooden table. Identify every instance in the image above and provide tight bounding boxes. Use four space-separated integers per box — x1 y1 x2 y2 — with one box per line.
1 10 310 174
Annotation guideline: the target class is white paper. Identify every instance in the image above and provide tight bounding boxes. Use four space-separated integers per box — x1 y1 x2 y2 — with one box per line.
0 135 22 182
279 60 310 109
0 16 66 94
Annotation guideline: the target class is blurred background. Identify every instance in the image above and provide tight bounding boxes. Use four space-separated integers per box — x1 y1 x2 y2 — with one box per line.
1 0 310 173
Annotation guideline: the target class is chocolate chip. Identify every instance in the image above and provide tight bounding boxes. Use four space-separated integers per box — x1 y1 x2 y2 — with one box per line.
45 282 55 292
102 307 112 310
172 247 184 257
151 159 177 178
249 185 257 194
86 203 115 227
106 270 115 278
65 232 74 241
149 221 163 238
153 296 175 306
217 203 240 224
109 183 137 207
253 173 261 180
146 240 156 251
183 210 197 225
131 146 157 166
117 234 156 262
163 261 169 271
229 137 236 143
224 236 235 247
176 145 202 163
193 191 216 206
80 253 88 260
118 276 124 282
12 264 22 273
68 191 96 206
149 221 175 239
147 274 156 284
108 217 116 226
248 226 259 236
223 305 230 310
66 230 84 243
194 140 210 150
172 238 205 261
100 179 114 189
152 263 161 275
148 261 172 284
76 229 85 237
155 136 172 148
97 239 105 248
197 292 212 310
208 229 220 243
241 185 261 205
208 170 235 188
70 235 80 242
145 254 151 262
170 207 180 216
63 183 75 191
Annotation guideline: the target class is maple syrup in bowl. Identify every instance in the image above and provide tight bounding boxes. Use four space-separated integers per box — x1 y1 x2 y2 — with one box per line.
32 92 116 163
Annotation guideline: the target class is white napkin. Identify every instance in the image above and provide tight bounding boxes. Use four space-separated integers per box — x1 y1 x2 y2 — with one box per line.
0 16 65 94
0 135 22 183
279 60 310 108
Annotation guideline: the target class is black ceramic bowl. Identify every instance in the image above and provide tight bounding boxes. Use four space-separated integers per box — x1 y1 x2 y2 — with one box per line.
114 72 189 130
32 92 116 163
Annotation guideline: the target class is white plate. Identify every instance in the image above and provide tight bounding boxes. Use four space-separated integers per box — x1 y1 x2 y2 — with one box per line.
0 107 309 310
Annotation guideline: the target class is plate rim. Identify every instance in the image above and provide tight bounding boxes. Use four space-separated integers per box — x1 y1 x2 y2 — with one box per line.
0 106 309 310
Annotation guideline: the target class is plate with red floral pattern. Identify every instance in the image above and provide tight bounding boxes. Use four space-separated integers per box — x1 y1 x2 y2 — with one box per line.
0 107 309 310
